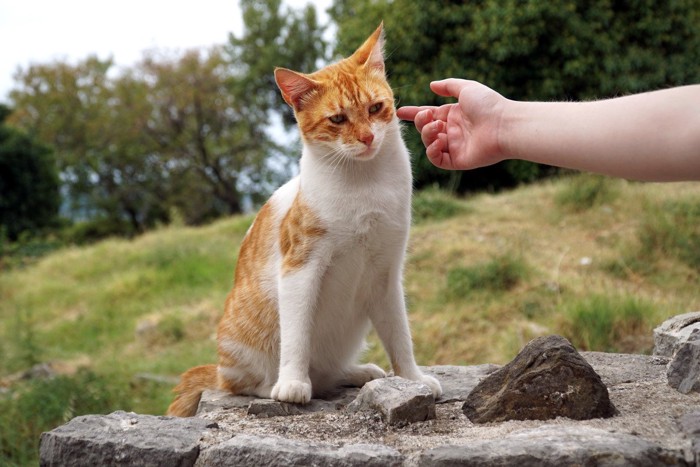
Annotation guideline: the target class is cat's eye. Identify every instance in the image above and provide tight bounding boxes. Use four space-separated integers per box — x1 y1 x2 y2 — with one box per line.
329 114 347 124
369 103 383 114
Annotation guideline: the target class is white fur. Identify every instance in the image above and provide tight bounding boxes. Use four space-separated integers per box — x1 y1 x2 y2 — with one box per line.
223 116 442 403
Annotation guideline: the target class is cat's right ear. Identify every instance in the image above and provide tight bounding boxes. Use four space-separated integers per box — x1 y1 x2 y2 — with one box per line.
274 68 319 110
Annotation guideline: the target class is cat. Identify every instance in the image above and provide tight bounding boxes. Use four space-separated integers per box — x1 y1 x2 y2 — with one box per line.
167 23 442 417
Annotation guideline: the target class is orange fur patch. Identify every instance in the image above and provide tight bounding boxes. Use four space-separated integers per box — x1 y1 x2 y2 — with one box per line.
279 193 326 274
218 202 279 355
166 364 217 417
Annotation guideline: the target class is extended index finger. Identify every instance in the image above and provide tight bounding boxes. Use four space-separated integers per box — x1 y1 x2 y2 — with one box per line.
396 105 437 121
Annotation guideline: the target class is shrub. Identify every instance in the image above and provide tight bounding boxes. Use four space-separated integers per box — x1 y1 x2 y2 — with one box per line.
447 253 529 299
555 174 618 212
559 294 654 353
412 187 468 224
0 370 131 466
637 199 700 272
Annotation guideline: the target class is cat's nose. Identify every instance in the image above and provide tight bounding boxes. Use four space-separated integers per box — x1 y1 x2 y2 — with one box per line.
359 133 374 147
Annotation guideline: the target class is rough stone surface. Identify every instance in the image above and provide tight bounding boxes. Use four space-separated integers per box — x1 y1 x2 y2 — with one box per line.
667 328 700 394
39 410 216 467
417 425 688 467
196 434 403 466
40 350 700 467
347 376 435 425
680 411 700 466
463 335 617 423
422 364 500 403
654 311 700 357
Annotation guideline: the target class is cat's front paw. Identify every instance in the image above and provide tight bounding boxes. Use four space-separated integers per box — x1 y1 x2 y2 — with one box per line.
271 379 312 404
419 374 443 399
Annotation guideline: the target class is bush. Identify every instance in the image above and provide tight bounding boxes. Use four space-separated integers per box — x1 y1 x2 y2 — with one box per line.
447 253 529 299
412 188 468 224
559 294 654 353
0 370 131 466
637 199 700 272
555 174 618 212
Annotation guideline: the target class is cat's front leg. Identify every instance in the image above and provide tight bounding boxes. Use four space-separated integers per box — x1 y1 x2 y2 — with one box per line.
272 260 326 404
370 273 443 398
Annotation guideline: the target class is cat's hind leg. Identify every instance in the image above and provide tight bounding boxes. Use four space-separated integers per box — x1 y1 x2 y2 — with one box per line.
339 363 386 387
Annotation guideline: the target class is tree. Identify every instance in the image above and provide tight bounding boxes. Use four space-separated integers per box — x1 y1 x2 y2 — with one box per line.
0 105 59 240
229 0 328 128
330 0 700 192
8 0 328 236
9 57 168 234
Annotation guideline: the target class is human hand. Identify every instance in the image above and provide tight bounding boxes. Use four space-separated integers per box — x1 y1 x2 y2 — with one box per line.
397 79 506 170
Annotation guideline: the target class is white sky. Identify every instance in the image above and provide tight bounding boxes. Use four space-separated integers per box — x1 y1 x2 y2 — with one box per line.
0 0 330 102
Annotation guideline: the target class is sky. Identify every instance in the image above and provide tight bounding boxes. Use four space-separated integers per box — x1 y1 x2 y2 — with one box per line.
0 0 330 102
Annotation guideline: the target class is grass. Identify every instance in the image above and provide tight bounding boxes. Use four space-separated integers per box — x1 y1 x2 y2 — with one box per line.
2 178 700 464
555 173 619 212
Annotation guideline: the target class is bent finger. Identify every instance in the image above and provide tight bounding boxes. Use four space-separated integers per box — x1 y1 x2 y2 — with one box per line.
396 105 436 121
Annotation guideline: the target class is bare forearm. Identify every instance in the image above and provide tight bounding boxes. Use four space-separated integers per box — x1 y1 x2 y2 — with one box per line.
500 85 700 181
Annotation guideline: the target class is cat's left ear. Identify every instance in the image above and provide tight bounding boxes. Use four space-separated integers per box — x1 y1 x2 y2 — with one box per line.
274 68 320 109
352 22 385 74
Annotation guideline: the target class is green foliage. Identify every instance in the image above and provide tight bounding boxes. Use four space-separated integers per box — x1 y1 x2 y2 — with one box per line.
638 199 700 272
412 187 468 224
0 104 60 241
559 295 655 353
447 253 529 298
8 0 326 238
331 0 700 193
0 370 131 466
555 173 619 211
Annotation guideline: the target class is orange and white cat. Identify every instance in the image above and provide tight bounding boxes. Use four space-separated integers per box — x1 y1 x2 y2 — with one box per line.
167 23 442 417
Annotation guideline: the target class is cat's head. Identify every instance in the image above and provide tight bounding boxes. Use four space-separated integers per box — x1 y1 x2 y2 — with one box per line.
275 23 395 161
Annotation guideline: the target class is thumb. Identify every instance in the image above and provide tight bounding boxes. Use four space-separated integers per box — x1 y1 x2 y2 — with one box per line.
429 79 474 99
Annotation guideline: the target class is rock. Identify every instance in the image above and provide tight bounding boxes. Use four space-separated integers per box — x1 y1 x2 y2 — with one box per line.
197 388 360 416
347 376 435 425
463 335 617 423
667 329 700 394
654 311 700 357
196 434 403 466
39 411 216 467
247 399 304 417
680 411 700 465
197 389 258 414
418 425 687 467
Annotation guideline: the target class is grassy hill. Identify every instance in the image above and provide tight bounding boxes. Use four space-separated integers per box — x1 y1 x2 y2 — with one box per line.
2 174 700 464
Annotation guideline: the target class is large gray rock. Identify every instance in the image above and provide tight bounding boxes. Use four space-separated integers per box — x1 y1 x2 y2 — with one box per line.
418 425 687 466
347 376 435 425
654 311 700 357
463 335 617 423
667 329 700 394
196 434 403 466
39 411 216 467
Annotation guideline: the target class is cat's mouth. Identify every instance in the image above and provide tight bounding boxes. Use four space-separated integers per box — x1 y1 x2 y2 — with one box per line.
354 144 378 160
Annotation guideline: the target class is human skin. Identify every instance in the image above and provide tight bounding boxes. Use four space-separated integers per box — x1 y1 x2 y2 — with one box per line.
398 79 700 181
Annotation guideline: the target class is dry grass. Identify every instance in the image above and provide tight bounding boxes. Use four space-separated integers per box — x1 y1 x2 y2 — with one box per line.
2 176 700 415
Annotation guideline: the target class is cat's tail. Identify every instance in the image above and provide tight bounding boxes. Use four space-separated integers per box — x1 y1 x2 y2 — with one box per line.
166 364 218 417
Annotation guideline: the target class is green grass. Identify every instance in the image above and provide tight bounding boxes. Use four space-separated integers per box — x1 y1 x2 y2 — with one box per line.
2 177 700 464
555 173 619 211
558 294 657 353
412 187 469 224
446 253 529 298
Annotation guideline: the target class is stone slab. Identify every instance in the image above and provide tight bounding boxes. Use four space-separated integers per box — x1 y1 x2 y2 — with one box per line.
39 411 216 467
195 434 403 467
